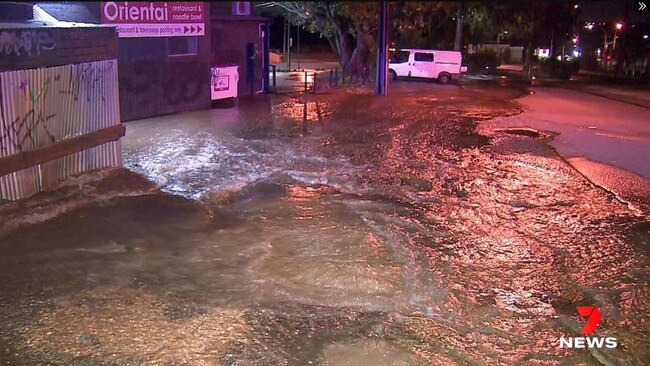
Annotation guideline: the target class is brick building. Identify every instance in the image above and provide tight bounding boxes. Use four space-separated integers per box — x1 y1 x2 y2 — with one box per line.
31 1 269 122
210 2 270 97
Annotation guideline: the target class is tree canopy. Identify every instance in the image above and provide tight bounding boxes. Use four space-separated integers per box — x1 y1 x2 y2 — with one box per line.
271 1 580 73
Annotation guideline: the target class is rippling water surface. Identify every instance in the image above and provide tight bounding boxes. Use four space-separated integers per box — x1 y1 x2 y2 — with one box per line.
0 83 647 365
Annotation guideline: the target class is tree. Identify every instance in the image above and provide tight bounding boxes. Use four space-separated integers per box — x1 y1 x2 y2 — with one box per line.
391 2 453 49
272 1 577 75
272 2 378 74
489 2 576 71
463 3 498 47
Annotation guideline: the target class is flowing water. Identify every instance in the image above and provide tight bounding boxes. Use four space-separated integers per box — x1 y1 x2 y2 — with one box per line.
0 83 648 365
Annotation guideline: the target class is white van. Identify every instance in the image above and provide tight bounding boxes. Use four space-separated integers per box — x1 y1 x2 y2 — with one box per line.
388 49 466 84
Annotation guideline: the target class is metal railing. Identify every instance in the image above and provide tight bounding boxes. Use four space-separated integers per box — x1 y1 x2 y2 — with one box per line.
269 65 373 94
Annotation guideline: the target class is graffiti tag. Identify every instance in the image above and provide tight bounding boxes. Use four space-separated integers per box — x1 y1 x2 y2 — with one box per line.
0 30 56 57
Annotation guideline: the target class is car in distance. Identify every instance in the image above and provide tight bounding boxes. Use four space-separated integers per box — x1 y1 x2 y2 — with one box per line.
389 49 466 84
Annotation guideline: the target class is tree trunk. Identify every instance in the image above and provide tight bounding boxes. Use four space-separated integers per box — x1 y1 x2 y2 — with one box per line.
453 3 464 51
350 32 371 76
524 41 533 74
330 25 354 73
525 3 534 78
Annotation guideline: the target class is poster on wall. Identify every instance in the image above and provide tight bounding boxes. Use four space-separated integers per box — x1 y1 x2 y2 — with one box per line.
211 65 239 100
100 2 205 38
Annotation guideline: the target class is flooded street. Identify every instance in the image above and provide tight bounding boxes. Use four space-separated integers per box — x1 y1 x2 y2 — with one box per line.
0 82 648 365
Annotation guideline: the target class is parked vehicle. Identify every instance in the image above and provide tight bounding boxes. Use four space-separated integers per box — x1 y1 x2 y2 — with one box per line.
388 49 466 84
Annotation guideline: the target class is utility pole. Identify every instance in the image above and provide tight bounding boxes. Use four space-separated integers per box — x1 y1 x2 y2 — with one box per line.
297 24 301 70
282 18 287 66
549 28 554 58
288 22 292 71
527 3 534 80
375 1 388 96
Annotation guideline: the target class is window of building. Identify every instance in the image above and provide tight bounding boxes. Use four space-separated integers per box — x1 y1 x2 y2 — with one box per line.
167 37 198 57
232 2 251 15
120 38 165 61
414 52 434 62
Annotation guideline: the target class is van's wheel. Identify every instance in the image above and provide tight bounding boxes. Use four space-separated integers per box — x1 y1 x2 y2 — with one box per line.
389 69 397 81
438 73 451 85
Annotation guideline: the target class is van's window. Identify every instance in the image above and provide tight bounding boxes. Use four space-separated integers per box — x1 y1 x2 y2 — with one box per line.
414 52 434 62
389 51 409 64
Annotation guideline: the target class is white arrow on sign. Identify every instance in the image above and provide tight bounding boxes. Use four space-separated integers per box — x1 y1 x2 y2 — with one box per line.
640 2 647 11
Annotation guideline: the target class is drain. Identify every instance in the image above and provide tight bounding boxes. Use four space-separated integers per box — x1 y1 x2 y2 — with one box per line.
500 128 541 138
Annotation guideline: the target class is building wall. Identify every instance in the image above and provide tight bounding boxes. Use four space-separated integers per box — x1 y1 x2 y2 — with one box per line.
211 17 265 97
35 2 213 122
117 32 212 121
32 2 267 120
114 4 212 122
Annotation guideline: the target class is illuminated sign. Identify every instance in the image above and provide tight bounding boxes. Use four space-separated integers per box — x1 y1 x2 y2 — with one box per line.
100 2 205 38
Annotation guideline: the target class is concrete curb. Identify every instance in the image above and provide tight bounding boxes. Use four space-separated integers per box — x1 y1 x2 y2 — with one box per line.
552 85 650 110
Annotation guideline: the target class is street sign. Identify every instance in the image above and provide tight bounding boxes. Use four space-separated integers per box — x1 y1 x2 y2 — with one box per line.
100 2 206 38
636 1 648 15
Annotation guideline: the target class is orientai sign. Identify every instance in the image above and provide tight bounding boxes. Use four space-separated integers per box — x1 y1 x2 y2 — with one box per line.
100 2 205 38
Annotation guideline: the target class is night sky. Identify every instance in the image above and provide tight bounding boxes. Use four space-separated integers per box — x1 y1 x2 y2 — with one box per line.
577 0 649 22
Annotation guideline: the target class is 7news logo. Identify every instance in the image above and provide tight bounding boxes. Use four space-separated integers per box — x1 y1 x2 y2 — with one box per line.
559 306 617 349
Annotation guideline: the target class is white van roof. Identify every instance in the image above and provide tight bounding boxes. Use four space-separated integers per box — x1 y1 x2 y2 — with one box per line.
399 49 460 55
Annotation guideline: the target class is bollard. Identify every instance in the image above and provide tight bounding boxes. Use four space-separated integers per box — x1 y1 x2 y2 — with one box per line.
304 70 308 92
302 102 308 134
334 68 339 86
315 101 323 124
272 65 277 90
303 102 308 122
313 72 317 93
329 69 333 87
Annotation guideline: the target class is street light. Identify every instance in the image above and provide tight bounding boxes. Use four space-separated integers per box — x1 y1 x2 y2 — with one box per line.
613 22 623 50
496 30 508 45
584 21 611 65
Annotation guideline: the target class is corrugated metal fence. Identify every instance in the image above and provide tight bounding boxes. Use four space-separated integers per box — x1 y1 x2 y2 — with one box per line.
0 59 122 200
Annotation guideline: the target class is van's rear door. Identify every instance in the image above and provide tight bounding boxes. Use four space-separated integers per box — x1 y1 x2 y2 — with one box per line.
434 52 462 76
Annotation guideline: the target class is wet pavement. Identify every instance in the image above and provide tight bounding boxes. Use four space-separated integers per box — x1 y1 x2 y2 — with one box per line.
0 81 648 365
486 87 650 213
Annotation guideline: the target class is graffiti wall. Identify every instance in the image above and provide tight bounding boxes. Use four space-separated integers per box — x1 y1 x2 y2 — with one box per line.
0 29 57 58
0 59 122 200
0 26 118 71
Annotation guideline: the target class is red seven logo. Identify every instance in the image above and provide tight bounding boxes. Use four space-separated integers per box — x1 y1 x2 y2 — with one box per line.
576 306 601 334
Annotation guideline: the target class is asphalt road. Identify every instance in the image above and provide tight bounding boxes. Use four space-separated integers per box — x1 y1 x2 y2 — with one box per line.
487 86 650 212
